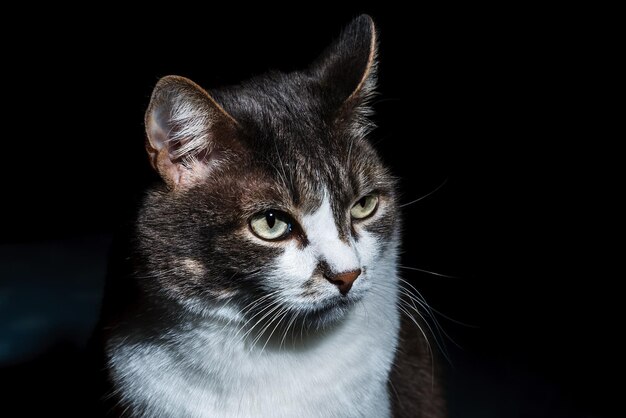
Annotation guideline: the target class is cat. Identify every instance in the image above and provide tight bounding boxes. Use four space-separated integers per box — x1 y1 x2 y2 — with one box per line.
97 14 445 418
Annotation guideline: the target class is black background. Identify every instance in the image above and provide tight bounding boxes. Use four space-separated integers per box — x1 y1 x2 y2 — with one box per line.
0 6 614 418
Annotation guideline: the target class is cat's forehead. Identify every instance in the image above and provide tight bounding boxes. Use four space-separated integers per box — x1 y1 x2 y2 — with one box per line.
234 149 349 215
225 135 386 223
213 77 363 195
205 71 392 217
213 72 330 141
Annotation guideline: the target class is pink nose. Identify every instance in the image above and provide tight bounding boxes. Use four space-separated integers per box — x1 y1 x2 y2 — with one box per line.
325 269 361 295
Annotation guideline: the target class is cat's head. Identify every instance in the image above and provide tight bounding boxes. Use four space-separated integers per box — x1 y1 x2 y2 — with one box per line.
138 15 399 328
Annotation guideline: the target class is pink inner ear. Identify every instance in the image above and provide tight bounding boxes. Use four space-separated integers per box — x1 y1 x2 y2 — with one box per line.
147 107 172 153
151 143 212 190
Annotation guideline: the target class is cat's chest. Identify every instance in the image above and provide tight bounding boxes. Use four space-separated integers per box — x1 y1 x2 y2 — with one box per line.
111 303 398 418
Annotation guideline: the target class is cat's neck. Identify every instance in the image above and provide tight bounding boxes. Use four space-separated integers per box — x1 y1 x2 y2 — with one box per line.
107 281 400 418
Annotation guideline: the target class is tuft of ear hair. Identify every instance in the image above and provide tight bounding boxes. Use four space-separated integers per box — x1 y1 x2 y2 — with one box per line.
145 76 238 189
310 14 378 127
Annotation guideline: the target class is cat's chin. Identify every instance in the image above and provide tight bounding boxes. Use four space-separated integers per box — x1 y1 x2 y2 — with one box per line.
300 294 362 327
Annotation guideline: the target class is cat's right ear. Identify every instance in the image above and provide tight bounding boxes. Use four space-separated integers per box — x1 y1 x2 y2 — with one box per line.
145 76 238 190
310 15 378 117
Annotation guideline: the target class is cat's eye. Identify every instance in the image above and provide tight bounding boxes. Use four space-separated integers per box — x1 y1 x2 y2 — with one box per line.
350 195 379 220
249 210 292 241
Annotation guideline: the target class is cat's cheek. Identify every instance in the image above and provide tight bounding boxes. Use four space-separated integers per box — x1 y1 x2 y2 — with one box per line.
354 230 380 269
179 258 206 277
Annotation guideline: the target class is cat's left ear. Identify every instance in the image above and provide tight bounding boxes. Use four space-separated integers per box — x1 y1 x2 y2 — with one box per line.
311 14 378 119
145 76 238 190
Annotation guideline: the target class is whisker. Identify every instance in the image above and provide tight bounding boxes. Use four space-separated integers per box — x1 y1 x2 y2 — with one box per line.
244 300 285 346
398 279 462 349
234 296 282 343
399 178 448 208
373 97 402 105
398 297 452 363
300 311 310 343
258 307 290 355
281 310 299 349
399 277 473 328
399 265 460 279
396 303 436 379
397 280 439 321
230 291 278 325
250 303 286 350
239 291 279 316
372 278 458 363
399 281 464 356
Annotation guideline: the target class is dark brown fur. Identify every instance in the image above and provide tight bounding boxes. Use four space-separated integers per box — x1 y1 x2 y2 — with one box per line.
390 316 447 417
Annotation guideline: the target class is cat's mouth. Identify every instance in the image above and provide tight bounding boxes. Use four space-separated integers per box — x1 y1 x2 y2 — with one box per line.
301 292 362 324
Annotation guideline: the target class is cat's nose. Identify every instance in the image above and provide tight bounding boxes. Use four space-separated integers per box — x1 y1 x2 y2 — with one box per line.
324 269 361 295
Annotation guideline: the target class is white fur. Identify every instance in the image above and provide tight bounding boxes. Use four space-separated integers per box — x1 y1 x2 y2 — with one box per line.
108 195 400 417
148 98 213 162
168 100 212 159
302 194 360 273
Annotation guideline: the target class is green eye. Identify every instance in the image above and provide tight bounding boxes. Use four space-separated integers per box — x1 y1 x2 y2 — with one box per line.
350 195 379 220
250 210 292 240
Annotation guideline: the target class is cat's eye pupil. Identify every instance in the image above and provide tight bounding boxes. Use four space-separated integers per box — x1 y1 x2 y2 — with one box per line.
265 211 276 228
359 197 367 208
